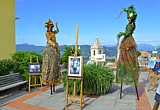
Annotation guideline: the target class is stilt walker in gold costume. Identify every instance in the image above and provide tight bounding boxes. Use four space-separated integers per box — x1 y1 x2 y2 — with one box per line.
42 19 60 94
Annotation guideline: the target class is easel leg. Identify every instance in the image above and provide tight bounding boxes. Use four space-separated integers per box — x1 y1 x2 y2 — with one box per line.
120 83 123 99
28 75 31 92
153 101 159 110
66 80 69 107
135 85 139 100
80 80 83 108
51 85 53 95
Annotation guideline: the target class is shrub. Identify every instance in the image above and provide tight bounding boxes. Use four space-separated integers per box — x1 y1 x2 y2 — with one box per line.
61 46 81 65
0 59 19 76
61 63 115 95
11 51 42 80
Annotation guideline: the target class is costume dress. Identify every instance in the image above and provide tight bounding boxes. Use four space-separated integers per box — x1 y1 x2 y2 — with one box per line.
117 23 139 86
42 31 60 84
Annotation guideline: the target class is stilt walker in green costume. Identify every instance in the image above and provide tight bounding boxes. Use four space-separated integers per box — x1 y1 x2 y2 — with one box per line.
116 5 139 100
42 19 60 94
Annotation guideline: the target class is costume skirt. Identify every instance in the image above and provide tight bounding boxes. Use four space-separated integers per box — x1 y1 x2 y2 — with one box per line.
116 36 139 86
42 45 60 84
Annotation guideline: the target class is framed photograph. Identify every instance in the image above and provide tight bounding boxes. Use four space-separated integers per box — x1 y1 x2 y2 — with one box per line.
153 62 160 74
28 63 41 73
68 56 83 77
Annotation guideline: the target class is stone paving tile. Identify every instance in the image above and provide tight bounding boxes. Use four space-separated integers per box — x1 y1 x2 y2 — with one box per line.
2 86 54 110
0 106 17 110
0 71 155 110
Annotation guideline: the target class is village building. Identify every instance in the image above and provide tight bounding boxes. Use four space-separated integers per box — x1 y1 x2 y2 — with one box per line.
138 50 151 68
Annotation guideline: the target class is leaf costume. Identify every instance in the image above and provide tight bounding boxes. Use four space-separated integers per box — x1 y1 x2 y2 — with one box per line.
116 5 139 86
42 19 60 84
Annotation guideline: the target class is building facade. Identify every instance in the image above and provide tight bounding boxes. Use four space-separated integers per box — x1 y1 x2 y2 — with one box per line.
90 37 104 62
138 51 151 68
0 0 16 60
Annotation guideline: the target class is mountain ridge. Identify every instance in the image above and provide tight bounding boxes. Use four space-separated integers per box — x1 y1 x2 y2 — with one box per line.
16 43 160 58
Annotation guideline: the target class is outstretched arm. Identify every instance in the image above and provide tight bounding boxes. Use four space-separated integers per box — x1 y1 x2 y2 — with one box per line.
53 22 59 34
117 23 135 38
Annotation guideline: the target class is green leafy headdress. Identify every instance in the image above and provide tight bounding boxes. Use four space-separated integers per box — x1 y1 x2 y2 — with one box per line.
119 5 137 22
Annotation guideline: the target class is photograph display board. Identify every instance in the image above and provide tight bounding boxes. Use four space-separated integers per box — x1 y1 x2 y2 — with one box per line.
153 62 160 74
68 56 83 77
28 63 41 73
95 54 105 62
148 58 158 68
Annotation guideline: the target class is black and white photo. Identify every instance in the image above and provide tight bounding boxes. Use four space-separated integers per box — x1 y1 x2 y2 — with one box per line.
28 63 41 73
68 56 83 77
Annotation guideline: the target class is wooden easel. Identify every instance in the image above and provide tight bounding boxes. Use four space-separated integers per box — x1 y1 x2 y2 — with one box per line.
28 56 42 92
147 68 153 81
148 72 158 92
65 24 84 109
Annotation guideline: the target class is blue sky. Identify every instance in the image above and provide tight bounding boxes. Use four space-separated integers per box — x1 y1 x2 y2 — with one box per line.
16 0 160 46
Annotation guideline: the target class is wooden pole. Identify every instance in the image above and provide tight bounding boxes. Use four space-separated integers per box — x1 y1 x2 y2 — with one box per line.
30 56 32 63
74 24 79 57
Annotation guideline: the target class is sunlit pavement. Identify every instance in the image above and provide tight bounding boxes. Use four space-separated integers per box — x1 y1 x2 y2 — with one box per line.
0 71 156 110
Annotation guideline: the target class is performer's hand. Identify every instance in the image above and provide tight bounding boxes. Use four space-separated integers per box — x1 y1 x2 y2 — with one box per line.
117 32 123 38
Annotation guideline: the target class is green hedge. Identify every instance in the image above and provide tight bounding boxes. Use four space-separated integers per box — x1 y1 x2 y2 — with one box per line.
0 59 19 76
0 51 42 81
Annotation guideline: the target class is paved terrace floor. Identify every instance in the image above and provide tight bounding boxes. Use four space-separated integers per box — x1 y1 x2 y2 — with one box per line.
0 71 158 110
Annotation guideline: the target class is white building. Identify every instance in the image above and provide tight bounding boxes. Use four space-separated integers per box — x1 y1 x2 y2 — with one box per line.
90 37 104 62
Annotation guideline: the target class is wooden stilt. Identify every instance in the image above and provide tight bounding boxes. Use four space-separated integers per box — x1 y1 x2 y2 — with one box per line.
53 84 55 92
120 83 123 99
135 85 139 100
51 85 53 95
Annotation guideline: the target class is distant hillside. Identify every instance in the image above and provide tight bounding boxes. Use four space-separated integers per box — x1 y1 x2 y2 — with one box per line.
16 43 160 58
16 43 45 53
137 44 155 51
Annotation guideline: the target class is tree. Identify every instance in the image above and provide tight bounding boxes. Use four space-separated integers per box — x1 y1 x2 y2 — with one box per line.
61 46 81 65
137 50 141 57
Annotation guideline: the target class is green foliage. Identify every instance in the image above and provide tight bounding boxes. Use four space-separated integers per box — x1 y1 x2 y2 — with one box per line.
0 59 19 76
61 46 81 65
61 63 115 95
11 51 42 80
137 50 141 57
